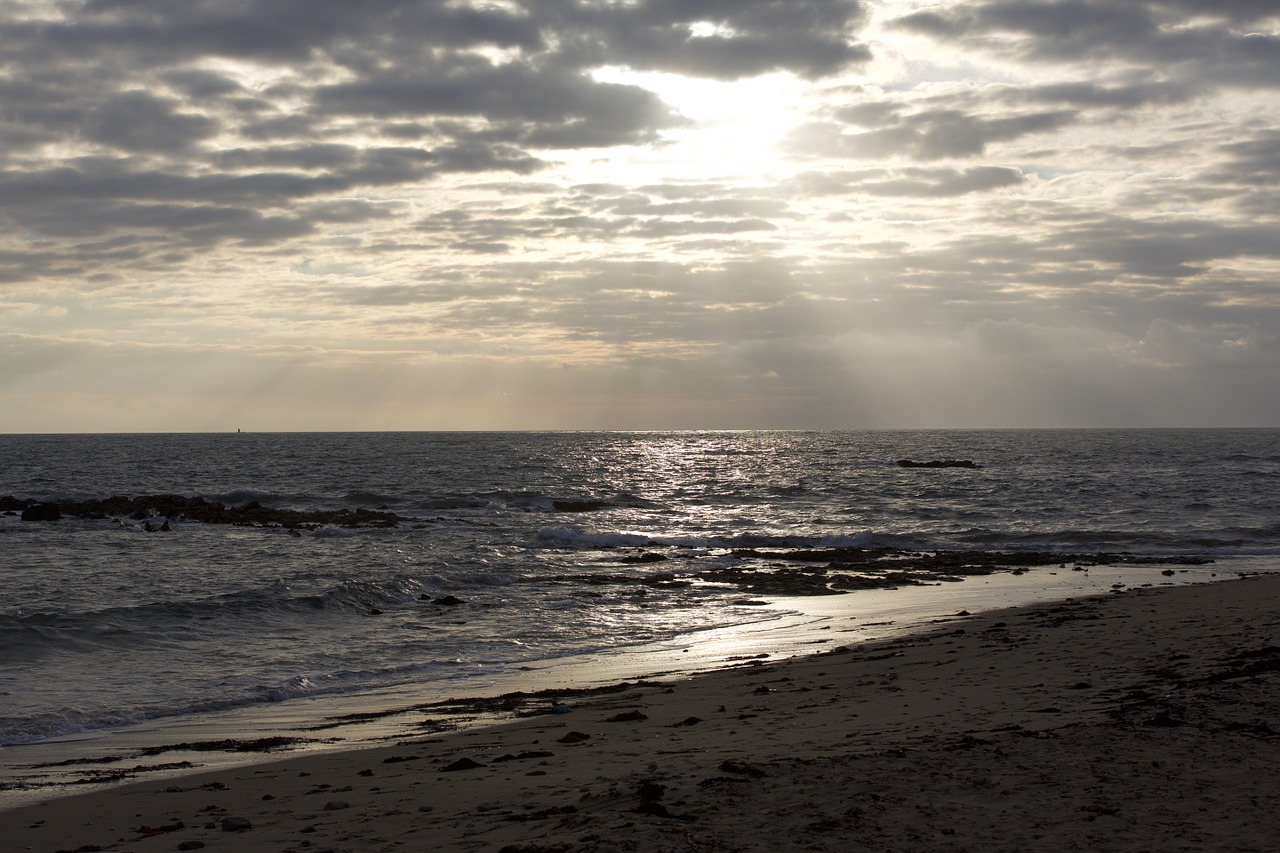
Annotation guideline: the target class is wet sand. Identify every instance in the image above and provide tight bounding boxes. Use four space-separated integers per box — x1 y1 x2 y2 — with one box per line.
3 573 1278 852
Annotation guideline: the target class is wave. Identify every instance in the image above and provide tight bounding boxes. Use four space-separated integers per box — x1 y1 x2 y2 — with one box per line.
0 574 503 653
532 521 1277 557
949 524 1280 555
340 490 405 507
0 601 794 746
534 526 903 551
0 656 493 746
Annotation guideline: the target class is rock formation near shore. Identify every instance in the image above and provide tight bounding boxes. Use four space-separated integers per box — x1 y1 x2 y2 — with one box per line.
896 459 981 469
0 494 401 529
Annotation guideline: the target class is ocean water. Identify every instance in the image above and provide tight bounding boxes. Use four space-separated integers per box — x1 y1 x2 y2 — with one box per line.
2 429 1278 771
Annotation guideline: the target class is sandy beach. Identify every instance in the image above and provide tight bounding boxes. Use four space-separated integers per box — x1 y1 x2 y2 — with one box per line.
4 572 1278 853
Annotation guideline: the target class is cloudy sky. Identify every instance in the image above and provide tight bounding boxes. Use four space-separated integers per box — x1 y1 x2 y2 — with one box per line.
2 0 1278 431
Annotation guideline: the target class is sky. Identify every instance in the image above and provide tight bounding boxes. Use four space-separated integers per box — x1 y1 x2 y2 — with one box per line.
2 0 1278 432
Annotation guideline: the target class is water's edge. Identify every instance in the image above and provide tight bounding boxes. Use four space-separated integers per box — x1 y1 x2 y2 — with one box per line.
3 557 1266 812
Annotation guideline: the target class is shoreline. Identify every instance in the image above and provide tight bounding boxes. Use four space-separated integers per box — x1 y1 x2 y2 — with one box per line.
3 571 1278 851
0 558 1243 809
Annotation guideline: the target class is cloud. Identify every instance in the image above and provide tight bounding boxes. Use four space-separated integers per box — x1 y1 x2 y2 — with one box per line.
1 0 1278 429
796 165 1026 196
891 1 1280 89
790 107 1077 160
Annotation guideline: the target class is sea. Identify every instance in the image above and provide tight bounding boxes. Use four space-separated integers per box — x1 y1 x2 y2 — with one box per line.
2 429 1278 805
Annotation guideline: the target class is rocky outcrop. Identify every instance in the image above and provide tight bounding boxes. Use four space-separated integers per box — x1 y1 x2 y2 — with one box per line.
897 459 981 469
20 502 62 521
2 494 403 529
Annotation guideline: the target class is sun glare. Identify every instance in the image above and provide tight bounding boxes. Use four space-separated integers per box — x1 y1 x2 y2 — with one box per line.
587 67 810 183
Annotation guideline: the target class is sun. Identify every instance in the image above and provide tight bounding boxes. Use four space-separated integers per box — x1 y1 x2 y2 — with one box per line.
584 67 812 184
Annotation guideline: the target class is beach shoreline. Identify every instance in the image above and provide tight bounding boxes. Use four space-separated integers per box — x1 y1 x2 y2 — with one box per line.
0 558 1244 809
4 570 1278 852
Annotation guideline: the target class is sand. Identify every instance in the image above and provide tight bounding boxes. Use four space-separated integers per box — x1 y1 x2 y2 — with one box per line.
3 573 1278 853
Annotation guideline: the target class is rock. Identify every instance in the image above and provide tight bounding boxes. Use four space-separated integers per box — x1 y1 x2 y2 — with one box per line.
897 459 981 469
133 819 184 837
7 493 404 529
607 710 648 722
637 781 665 803
178 843 206 851
556 731 591 743
551 500 611 512
322 800 350 811
439 757 485 772
433 595 465 606
621 552 667 564
718 760 767 778
20 502 61 521
220 816 252 832
1141 710 1187 727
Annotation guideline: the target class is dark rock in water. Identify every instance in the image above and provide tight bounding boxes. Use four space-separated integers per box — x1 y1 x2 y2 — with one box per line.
220 816 252 832
897 459 981 469
622 551 667 564
21 502 61 521
159 519 171 531
551 499 611 512
7 493 405 529
439 757 484 772
433 595 465 606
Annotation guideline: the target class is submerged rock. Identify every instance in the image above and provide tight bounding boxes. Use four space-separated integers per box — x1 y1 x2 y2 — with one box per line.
6 493 404 529
20 502 61 521
897 459 981 469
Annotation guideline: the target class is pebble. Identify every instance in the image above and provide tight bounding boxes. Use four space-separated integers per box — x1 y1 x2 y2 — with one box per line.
220 816 252 832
